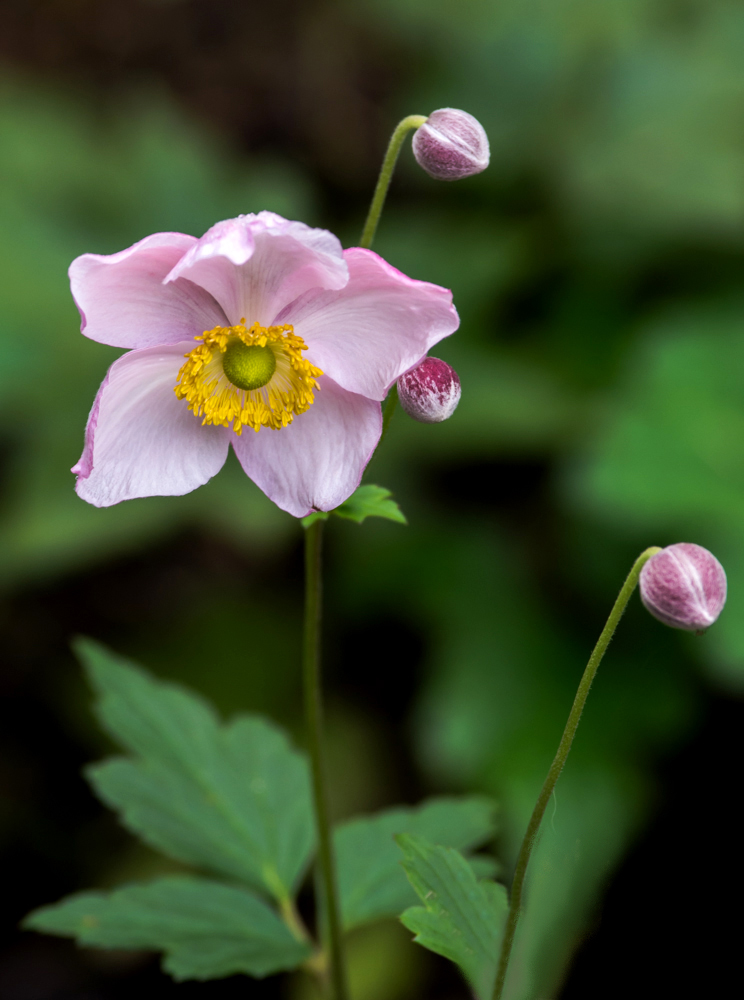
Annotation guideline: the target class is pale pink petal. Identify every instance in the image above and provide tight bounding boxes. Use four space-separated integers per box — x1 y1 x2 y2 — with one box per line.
70 232 228 350
231 375 382 517
165 212 349 327
74 344 230 507
279 248 459 401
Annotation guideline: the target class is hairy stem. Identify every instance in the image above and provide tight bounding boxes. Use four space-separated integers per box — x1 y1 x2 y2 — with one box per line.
303 520 348 1000
491 546 662 1000
359 114 427 249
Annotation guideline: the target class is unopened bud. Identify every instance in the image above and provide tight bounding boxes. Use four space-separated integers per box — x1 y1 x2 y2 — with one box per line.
412 108 490 181
639 543 727 632
397 357 461 423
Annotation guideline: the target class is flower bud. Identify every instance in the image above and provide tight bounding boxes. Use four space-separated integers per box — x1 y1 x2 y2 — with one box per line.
639 543 727 632
397 357 461 423
412 108 490 181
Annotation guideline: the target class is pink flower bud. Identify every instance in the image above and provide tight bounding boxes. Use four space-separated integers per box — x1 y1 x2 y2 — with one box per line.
412 108 489 181
639 543 727 632
397 357 461 423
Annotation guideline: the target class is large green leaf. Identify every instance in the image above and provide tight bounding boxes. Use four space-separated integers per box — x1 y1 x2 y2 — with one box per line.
335 795 497 930
398 834 508 1000
76 639 314 903
24 876 312 980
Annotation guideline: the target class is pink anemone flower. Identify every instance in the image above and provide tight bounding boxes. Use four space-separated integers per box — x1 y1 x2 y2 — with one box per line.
71 212 459 517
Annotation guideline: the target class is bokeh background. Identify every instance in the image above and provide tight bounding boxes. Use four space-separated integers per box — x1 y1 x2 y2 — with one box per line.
1 1 744 997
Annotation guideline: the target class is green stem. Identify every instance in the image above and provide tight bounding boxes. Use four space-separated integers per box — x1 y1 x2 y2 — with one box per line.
303 519 348 1000
380 385 399 444
359 114 427 249
491 546 662 1000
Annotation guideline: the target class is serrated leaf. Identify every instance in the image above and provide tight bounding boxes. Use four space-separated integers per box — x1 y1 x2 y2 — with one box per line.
398 834 508 1000
75 639 314 903
24 876 312 980
333 485 407 525
335 795 497 930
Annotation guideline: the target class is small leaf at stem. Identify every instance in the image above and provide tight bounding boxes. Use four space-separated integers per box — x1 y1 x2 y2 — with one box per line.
300 485 406 529
332 484 407 525
397 834 508 1000
300 511 329 528
74 638 315 903
24 876 312 980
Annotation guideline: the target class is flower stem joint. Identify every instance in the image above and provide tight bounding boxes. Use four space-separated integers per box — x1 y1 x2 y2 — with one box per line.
397 357 461 423
639 543 727 632
412 108 490 181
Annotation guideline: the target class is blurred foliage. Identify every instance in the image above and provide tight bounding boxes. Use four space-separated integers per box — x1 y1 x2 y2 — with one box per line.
0 74 310 583
3 0 744 997
567 298 744 688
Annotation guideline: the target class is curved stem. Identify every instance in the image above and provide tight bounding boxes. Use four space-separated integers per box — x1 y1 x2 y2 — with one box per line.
280 896 312 945
492 546 662 1000
303 520 348 1000
359 114 427 249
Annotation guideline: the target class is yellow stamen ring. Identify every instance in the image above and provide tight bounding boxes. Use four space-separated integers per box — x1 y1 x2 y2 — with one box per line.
174 321 323 434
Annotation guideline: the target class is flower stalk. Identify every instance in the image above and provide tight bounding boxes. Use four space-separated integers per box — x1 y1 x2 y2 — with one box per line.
379 385 399 445
359 114 427 249
492 546 662 1000
302 519 349 1000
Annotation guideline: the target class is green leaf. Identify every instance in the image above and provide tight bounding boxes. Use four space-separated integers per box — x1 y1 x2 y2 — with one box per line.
24 876 312 981
333 485 407 525
398 834 508 1000
300 511 330 528
300 486 407 530
571 300 744 687
75 639 314 903
335 795 497 930
469 854 503 880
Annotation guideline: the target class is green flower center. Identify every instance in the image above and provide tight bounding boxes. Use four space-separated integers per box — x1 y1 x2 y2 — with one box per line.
222 340 277 391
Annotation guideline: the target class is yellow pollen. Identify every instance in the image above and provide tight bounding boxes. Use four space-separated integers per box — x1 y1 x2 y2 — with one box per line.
174 321 323 434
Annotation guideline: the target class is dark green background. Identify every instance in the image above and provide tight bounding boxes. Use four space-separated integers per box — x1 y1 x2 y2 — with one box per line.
1 1 743 998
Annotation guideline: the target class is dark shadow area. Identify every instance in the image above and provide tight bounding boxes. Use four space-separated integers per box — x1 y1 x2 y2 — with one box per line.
562 693 744 999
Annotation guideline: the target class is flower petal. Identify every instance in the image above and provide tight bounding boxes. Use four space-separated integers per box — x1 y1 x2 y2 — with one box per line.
165 212 349 326
279 248 460 401
231 375 382 517
74 344 230 507
70 232 228 349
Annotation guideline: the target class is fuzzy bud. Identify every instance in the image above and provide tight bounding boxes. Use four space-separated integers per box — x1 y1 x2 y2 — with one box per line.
639 543 727 632
412 108 490 181
397 357 461 423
